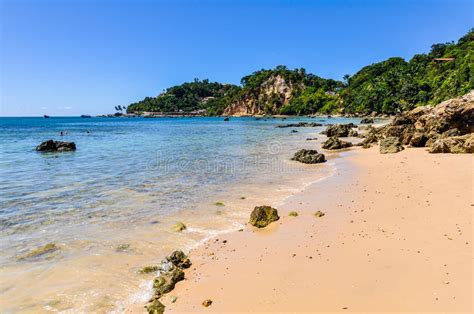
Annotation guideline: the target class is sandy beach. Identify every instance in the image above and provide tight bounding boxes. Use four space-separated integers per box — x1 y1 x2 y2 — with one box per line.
156 146 473 313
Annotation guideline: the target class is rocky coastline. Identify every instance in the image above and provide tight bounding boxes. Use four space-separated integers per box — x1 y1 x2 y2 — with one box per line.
144 90 472 313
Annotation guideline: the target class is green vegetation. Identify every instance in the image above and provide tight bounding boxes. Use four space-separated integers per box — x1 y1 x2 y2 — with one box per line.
127 79 239 114
341 29 473 113
127 29 473 115
288 211 299 217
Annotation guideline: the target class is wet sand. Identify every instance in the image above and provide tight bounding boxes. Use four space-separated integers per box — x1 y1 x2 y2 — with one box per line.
161 146 473 313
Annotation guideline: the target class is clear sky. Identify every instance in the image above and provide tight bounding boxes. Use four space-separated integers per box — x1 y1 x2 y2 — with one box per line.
1 0 472 116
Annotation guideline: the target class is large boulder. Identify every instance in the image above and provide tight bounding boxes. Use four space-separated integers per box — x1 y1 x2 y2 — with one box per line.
322 136 353 150
412 91 474 135
36 140 76 152
291 149 326 164
380 137 404 154
429 134 474 154
249 205 280 228
409 132 429 147
321 124 356 137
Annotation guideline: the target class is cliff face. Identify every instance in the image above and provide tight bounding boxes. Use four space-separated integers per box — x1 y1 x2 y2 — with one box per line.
223 75 300 116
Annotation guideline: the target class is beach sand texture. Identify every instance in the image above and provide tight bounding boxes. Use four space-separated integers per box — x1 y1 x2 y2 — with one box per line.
159 147 473 313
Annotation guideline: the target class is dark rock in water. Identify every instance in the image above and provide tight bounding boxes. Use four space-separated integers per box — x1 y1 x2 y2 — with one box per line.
36 140 76 152
409 132 428 147
277 122 322 128
223 117 230 121
202 299 213 307
380 137 404 154
429 134 474 154
306 137 318 141
322 136 353 150
321 124 356 137
166 250 192 269
249 205 280 228
146 299 165 314
360 117 374 124
291 149 326 164
153 266 185 296
291 130 298 133
18 243 59 260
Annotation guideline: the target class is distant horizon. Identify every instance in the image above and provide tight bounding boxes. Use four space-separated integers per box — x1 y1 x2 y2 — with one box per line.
1 0 473 117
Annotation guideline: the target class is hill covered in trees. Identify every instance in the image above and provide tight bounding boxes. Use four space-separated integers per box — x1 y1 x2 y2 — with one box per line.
126 79 239 114
126 29 473 115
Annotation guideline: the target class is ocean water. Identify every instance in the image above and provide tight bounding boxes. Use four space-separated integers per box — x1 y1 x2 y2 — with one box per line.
0 116 362 312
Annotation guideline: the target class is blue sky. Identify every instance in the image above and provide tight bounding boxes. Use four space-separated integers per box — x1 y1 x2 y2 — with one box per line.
1 0 472 116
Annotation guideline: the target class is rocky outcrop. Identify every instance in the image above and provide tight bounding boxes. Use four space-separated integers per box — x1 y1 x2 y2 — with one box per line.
36 140 76 152
146 250 192 314
223 75 300 116
364 91 473 153
321 124 357 137
429 134 474 153
322 136 353 150
291 149 326 164
249 205 280 228
380 137 404 154
277 122 322 128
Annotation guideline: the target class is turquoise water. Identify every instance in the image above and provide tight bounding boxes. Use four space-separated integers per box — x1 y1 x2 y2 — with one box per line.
0 116 361 312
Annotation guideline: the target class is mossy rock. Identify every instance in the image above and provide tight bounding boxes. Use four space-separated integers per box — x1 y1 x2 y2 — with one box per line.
153 267 185 296
291 149 326 164
146 299 165 314
139 266 159 274
322 136 353 150
166 250 192 269
213 201 225 206
249 205 280 228
173 222 186 232
18 243 59 260
288 211 298 217
380 137 404 154
314 210 325 218
115 243 131 252
240 196 246 200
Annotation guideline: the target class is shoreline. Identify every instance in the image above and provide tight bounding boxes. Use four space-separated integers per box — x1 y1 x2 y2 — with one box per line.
154 146 472 313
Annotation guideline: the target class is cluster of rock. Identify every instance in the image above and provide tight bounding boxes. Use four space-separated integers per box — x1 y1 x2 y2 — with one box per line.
36 140 76 152
291 149 326 164
277 122 322 128
145 250 192 314
322 136 353 150
321 123 358 137
358 90 474 153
